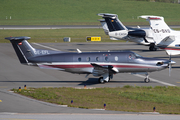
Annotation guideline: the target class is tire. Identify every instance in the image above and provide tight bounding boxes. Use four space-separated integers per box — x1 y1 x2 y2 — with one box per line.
149 46 157 51
144 78 150 83
149 46 154 51
153 48 157 51
98 77 104 83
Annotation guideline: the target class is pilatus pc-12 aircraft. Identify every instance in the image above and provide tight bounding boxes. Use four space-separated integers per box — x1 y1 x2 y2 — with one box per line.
6 36 175 83
98 13 157 51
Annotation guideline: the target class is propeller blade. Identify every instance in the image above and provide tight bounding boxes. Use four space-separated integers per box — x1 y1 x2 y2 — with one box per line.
169 54 171 76
169 62 171 76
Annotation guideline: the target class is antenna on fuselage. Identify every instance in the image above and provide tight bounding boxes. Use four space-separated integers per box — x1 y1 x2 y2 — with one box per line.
77 49 82 53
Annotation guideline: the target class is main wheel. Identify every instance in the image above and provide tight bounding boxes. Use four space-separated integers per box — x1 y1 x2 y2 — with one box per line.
149 46 157 51
98 77 104 83
144 78 150 83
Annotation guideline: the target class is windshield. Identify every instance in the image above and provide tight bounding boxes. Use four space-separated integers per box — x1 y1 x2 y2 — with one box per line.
134 53 142 58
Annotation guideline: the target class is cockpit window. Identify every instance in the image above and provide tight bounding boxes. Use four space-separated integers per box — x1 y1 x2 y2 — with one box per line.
134 53 142 58
129 54 135 60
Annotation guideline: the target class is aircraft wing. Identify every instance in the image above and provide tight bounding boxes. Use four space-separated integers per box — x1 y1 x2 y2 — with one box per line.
91 63 119 75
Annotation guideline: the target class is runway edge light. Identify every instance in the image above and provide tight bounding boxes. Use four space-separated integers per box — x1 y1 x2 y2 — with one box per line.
18 87 21 92
104 103 106 109
24 85 26 90
86 36 101 42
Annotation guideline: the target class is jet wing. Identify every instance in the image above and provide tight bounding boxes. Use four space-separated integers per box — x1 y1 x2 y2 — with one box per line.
91 63 119 74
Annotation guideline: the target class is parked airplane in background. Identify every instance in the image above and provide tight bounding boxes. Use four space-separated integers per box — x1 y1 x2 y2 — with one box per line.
98 13 157 51
139 15 180 56
6 36 175 83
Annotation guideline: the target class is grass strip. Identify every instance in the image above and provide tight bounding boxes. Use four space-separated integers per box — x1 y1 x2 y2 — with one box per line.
1 28 180 43
1 0 180 25
0 29 125 43
13 85 180 114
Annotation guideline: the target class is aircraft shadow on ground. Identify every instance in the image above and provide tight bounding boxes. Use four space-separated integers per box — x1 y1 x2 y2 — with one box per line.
78 78 151 85
0 78 153 85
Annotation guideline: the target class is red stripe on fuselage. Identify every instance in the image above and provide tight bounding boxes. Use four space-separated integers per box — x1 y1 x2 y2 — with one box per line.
45 64 155 69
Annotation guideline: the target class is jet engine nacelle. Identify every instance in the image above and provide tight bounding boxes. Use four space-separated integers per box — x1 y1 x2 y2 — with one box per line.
109 30 128 40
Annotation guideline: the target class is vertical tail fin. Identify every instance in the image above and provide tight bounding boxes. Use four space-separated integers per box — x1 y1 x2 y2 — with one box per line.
5 36 36 64
98 13 128 40
139 15 172 44
98 13 127 32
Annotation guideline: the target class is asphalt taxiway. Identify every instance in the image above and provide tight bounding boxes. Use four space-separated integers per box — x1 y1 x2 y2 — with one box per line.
0 42 180 116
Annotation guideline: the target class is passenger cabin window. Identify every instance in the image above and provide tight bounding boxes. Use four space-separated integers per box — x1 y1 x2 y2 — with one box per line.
96 57 99 61
78 57 81 62
105 56 108 61
115 56 118 61
86 57 90 62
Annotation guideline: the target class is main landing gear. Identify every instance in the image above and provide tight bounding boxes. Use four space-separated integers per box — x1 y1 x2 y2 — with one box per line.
149 44 157 51
98 76 111 83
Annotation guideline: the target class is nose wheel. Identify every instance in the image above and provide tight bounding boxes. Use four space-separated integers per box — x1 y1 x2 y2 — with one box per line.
144 74 150 83
144 78 150 83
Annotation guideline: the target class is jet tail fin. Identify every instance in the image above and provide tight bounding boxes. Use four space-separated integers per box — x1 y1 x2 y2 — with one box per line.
5 36 35 64
98 13 127 32
140 15 171 30
98 13 128 40
139 15 172 44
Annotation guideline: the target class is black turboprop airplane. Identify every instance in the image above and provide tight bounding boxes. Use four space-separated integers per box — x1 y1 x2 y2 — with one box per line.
5 36 175 83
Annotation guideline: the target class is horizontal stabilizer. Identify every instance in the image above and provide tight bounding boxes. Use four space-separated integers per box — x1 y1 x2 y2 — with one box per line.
98 19 109 35
5 36 31 41
98 13 117 17
139 15 163 21
98 13 127 32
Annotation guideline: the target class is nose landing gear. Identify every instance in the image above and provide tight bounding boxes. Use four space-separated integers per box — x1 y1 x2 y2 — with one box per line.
144 74 150 83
